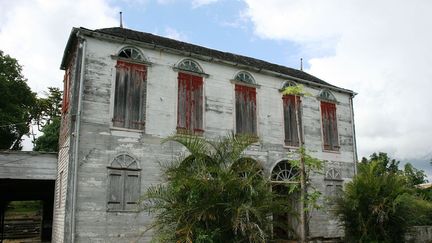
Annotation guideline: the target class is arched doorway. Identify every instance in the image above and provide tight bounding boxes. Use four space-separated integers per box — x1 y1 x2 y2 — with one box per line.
271 160 300 241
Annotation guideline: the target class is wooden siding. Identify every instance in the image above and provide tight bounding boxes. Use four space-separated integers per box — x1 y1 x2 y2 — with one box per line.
0 152 57 180
61 36 356 242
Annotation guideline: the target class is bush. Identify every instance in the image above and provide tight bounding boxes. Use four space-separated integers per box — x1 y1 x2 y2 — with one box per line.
336 160 432 242
141 134 296 243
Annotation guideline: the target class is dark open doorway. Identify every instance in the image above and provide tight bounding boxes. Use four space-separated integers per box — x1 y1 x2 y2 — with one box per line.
0 179 55 243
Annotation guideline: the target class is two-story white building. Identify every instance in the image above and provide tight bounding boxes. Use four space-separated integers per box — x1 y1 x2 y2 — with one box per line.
52 26 357 242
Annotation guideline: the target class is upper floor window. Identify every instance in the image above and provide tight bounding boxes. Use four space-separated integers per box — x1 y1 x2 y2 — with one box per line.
234 71 257 136
107 154 141 211
176 59 204 134
113 47 147 130
62 62 73 113
281 81 302 147
319 89 339 151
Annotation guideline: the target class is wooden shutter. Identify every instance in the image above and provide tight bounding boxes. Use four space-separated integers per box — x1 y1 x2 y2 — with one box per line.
107 169 123 210
113 61 129 128
321 102 339 150
283 95 301 146
124 171 140 211
177 72 203 133
129 63 147 130
113 60 147 130
62 66 71 113
235 85 256 135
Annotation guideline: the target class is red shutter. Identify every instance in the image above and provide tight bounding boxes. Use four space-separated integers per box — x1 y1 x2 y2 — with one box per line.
177 72 203 133
321 102 339 150
61 66 71 113
113 60 147 129
283 95 301 146
235 85 257 135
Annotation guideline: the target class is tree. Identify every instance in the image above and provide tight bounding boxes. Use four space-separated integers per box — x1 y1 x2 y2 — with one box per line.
141 134 296 242
282 84 313 242
32 87 62 130
361 152 400 174
0 50 36 150
33 87 62 152
403 163 427 187
33 117 60 152
337 153 432 242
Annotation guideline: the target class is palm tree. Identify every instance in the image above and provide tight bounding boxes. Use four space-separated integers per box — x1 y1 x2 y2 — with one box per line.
141 133 295 243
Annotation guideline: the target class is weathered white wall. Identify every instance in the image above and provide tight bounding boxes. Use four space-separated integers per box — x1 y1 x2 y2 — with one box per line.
68 34 356 242
0 151 57 180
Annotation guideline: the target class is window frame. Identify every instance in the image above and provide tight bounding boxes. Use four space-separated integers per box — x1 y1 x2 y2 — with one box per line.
231 71 259 137
318 89 340 152
110 47 149 132
324 167 343 207
106 154 141 212
282 94 303 148
176 71 205 135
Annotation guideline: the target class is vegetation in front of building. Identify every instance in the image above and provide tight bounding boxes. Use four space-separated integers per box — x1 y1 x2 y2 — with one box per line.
141 134 323 242
336 152 432 242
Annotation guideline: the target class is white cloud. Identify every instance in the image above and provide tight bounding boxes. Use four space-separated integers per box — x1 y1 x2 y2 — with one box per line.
243 0 432 161
0 0 118 150
163 26 188 41
191 0 219 8
0 0 118 94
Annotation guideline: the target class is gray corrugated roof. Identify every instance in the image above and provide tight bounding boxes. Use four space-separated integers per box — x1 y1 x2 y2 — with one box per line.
95 27 338 88
61 27 353 93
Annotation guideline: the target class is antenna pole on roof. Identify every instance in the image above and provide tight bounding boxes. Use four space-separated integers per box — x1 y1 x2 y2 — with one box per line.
300 58 303 71
119 11 123 28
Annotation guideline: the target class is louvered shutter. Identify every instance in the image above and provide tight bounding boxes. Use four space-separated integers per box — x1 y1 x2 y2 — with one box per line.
235 85 257 135
321 102 339 150
283 95 301 146
124 171 140 211
107 170 123 210
177 72 203 133
113 60 147 130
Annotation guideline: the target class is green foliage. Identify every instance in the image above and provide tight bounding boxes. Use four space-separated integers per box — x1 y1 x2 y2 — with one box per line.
361 152 400 174
33 88 62 152
33 87 62 130
282 84 312 97
0 50 37 150
141 134 296 243
403 163 427 186
33 117 60 152
337 154 432 242
288 147 324 213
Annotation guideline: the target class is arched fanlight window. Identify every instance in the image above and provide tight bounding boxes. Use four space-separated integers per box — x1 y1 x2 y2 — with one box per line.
177 59 203 73
231 158 263 178
107 154 140 211
325 168 342 180
318 89 337 102
234 71 256 85
271 160 299 182
281 80 297 90
110 154 139 170
118 47 145 61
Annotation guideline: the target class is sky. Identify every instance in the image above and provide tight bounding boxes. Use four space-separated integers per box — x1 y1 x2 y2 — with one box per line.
1 0 431 178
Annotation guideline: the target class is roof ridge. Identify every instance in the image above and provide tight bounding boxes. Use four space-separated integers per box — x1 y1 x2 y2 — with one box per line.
90 27 347 91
